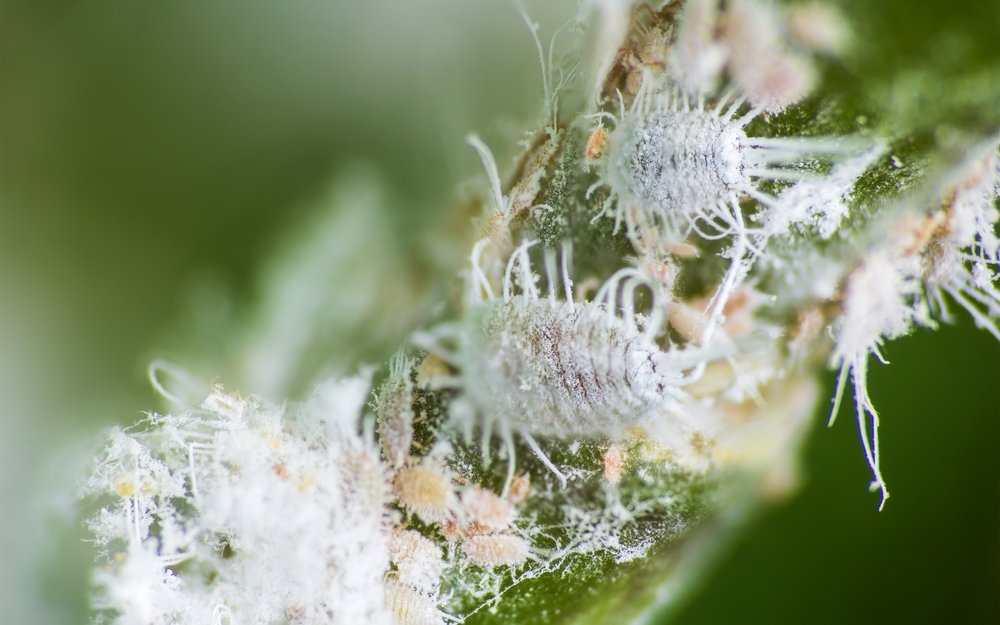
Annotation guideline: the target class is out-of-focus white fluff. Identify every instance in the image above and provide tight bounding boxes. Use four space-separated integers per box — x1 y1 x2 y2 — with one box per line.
84 375 393 625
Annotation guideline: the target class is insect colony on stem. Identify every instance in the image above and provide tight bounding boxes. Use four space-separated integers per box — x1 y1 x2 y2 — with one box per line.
411 0 997 516
410 0 870 496
81 2 999 624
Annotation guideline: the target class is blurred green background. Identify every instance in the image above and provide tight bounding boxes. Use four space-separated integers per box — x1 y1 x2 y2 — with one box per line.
1 1 997 624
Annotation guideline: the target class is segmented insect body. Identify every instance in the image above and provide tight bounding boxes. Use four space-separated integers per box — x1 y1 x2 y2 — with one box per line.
923 138 1000 339
596 89 877 351
462 533 530 567
377 352 416 469
592 0 871 251
455 241 696 443
389 529 443 594
384 579 445 625
417 241 704 487
612 109 749 224
462 295 677 439
603 96 869 247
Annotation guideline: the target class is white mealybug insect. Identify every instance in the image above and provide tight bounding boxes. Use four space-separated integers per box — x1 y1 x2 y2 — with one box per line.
417 239 712 488
389 529 444 594
461 486 516 532
462 533 531 568
384 579 445 625
828 135 1000 510
598 89 873 248
593 86 876 346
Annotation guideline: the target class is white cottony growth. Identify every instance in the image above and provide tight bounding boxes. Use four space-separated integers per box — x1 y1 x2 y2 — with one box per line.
83 377 396 625
764 143 885 239
91 540 183 624
824 136 999 510
829 250 921 509
924 138 1000 339
833 252 920 370
390 529 445 594
604 101 873 245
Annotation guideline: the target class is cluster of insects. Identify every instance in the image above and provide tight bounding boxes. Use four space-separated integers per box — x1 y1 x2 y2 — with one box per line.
368 1 877 621
376 2 999 618
404 0 877 493
80 3 998 625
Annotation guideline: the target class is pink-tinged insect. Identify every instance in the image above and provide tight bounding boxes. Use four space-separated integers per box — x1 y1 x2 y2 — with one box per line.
392 463 457 525
596 87 872 250
462 533 530 568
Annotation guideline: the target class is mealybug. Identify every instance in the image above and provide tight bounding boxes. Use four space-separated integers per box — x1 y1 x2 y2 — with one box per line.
461 486 516 532
598 90 873 250
393 464 456 524
462 533 530 568
389 529 443 594
384 579 445 625
417 240 714 488
602 445 625 484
